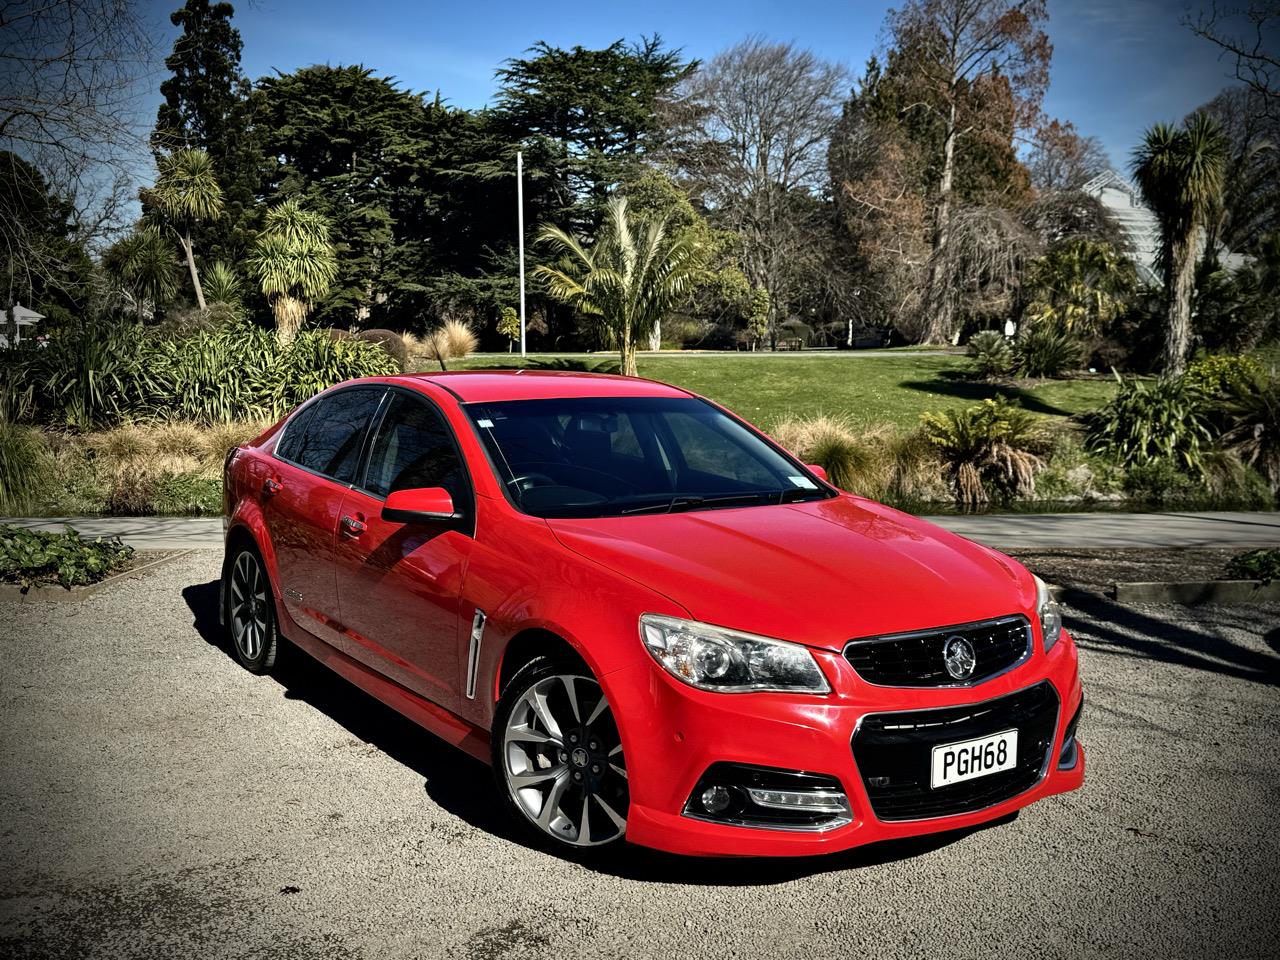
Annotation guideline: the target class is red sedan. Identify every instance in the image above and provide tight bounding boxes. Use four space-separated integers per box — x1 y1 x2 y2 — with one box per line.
221 371 1084 857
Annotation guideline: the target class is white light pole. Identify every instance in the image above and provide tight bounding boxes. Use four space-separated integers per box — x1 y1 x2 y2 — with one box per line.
517 150 526 358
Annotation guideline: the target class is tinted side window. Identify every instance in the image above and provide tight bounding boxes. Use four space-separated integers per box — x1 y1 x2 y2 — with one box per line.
364 393 469 503
287 388 384 483
275 402 318 462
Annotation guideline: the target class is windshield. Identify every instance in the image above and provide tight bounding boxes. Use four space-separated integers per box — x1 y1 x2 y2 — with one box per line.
464 396 832 519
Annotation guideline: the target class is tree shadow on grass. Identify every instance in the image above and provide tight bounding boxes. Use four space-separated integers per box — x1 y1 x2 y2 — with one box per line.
181 578 985 883
899 372 1076 417
1065 592 1280 687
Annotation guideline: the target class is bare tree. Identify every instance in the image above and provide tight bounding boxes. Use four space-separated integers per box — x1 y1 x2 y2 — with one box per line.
886 0 1051 343
1188 2 1280 120
0 0 155 323
663 38 846 347
1026 118 1111 191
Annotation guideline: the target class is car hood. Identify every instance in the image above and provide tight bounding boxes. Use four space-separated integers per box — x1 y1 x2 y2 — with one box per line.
546 495 1035 651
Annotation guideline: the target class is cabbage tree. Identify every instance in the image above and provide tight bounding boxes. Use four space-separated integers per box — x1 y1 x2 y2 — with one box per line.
150 148 224 311
248 199 338 343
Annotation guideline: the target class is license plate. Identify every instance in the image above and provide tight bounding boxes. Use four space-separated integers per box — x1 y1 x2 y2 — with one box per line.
931 729 1018 788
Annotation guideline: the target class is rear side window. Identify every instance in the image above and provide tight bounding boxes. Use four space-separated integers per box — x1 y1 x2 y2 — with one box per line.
280 387 384 483
363 392 469 503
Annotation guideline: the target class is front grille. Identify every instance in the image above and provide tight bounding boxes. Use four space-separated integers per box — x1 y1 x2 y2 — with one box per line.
844 615 1031 687
852 681 1059 821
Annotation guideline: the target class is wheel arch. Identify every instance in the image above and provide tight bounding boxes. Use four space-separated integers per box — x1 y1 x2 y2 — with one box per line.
494 627 589 703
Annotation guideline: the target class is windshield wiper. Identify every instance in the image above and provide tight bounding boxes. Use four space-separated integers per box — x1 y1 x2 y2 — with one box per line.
619 492 773 515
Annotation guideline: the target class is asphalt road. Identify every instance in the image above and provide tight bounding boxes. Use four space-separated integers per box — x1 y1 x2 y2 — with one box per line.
1 552 1278 959
7 509 1280 551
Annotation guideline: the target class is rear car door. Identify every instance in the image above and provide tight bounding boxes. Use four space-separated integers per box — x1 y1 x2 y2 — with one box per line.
265 386 386 645
333 389 476 711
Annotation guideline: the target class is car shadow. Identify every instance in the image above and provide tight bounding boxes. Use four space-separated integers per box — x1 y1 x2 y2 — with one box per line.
183 578 1004 883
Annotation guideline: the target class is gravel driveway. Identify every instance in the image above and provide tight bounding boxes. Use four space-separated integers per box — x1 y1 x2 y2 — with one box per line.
1 552 1277 959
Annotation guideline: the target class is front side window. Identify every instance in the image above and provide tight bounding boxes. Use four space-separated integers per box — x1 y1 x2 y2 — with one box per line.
282 387 384 483
465 396 830 519
364 392 470 505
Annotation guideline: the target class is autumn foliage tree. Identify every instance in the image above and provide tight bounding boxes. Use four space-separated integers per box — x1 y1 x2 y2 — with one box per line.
885 0 1052 343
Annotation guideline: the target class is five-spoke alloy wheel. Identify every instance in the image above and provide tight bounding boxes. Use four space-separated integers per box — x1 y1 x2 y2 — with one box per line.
496 658 629 850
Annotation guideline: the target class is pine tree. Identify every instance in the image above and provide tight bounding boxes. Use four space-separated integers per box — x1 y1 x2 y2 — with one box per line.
152 1 261 263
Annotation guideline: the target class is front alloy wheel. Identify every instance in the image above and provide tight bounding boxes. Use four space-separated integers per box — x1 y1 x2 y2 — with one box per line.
498 661 629 849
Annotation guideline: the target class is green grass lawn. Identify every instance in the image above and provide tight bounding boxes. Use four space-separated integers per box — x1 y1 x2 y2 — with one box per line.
445 352 1120 431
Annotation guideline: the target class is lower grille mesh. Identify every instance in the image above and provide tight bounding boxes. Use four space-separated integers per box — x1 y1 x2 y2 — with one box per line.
852 681 1059 820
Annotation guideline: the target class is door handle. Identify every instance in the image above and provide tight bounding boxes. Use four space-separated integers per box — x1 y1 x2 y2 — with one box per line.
341 515 367 536
263 476 283 495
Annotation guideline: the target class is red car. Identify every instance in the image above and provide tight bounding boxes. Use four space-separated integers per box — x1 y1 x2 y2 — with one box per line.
221 371 1084 857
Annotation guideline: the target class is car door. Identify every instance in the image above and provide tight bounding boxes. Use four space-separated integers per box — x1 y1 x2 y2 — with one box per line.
332 389 476 712
265 386 386 645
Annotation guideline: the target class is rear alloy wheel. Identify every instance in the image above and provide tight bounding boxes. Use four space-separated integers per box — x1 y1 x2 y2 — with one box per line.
225 546 279 674
497 659 629 850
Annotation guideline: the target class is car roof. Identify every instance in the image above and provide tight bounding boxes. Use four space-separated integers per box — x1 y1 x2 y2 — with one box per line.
394 369 694 403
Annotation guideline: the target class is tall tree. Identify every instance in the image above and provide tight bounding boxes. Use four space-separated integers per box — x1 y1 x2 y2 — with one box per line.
885 0 1051 343
1131 113 1229 375
152 0 260 263
666 38 846 347
1194 86 1279 262
257 66 445 327
248 198 338 343
149 148 224 311
495 37 695 229
536 197 704 376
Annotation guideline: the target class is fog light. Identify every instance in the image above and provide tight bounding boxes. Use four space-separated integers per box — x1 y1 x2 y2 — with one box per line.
701 785 732 814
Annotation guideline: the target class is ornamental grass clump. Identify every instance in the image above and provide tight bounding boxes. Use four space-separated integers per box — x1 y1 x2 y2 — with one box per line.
921 397 1050 506
1083 373 1211 473
770 416 893 496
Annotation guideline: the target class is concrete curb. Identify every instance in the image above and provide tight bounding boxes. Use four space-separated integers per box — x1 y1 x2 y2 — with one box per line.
0 550 192 603
1112 579 1280 605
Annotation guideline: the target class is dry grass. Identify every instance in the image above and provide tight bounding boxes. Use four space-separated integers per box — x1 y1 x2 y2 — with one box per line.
83 419 269 481
413 320 478 371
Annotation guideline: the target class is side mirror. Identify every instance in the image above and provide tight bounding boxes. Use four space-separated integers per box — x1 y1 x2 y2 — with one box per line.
382 487 460 524
806 464 829 483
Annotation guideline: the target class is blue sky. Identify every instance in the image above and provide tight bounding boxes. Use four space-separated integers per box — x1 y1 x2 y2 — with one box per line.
140 0 1247 171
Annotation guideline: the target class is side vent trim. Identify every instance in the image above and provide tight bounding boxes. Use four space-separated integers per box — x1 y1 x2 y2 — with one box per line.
466 609 487 700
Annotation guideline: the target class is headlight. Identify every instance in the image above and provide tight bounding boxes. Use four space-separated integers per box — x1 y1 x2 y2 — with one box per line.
1035 576 1063 652
639 614 830 694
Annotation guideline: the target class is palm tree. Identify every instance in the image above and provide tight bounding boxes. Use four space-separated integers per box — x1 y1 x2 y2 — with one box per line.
1131 113 1228 375
103 224 180 319
248 198 338 343
150 149 224 312
535 197 704 376
1024 239 1137 338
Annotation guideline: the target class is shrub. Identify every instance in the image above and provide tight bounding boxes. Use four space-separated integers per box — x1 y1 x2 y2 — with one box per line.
203 261 243 306
1183 354 1263 399
418 320 478 371
1012 325 1085 378
355 328 408 372
0 524 134 589
771 416 893 495
0 423 50 514
1084 374 1211 472
921 398 1050 506
153 473 222 515
966 330 1014 379
27 320 158 428
1219 369 1280 493
1224 548 1280 584
255 330 398 414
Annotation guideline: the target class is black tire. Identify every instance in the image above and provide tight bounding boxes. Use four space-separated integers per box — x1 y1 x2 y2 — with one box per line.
492 655 629 855
223 543 280 674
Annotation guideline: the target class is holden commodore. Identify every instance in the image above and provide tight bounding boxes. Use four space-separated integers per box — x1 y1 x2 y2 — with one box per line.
221 371 1084 857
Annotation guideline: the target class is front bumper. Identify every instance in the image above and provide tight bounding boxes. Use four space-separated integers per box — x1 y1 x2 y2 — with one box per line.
607 629 1084 857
